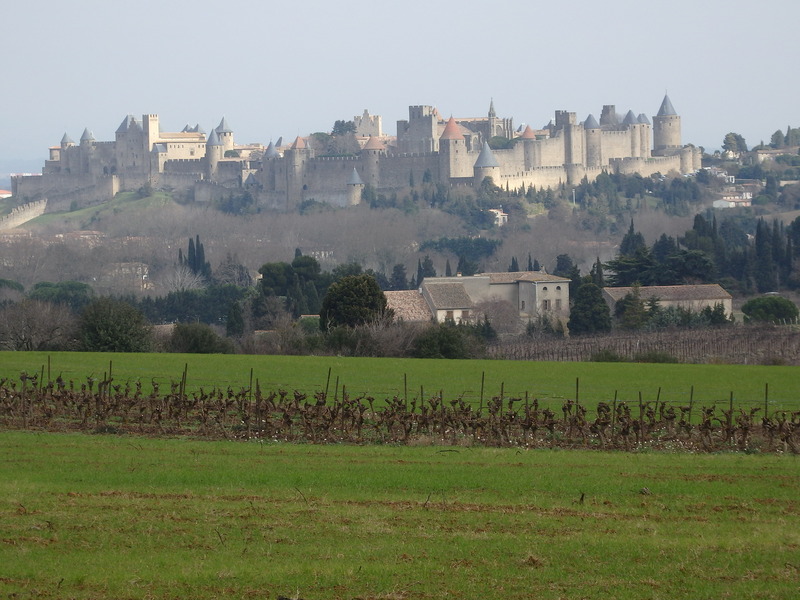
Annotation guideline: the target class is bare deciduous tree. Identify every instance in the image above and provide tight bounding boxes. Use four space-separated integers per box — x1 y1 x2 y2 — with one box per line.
0 299 77 350
158 265 206 293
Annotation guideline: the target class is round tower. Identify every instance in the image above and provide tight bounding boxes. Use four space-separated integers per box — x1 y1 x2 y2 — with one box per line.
622 110 641 158
346 168 365 205
438 117 468 182
360 135 385 186
583 114 602 168
637 114 652 157
473 141 501 187
205 129 223 179
653 94 681 154
680 146 694 173
519 125 538 169
61 132 75 150
216 117 235 154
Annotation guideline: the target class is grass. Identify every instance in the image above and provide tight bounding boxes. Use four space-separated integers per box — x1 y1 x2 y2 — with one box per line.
27 190 175 228
2 351 800 414
0 431 798 599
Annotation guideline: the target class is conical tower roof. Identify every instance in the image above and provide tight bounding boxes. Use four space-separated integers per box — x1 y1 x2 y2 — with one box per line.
363 135 385 150
520 125 537 139
474 142 499 168
116 115 136 133
637 113 651 125
61 133 74 145
206 129 222 146
80 128 94 142
622 110 638 126
216 117 232 133
657 94 677 116
290 136 306 150
440 117 464 141
347 168 364 185
263 141 279 159
584 114 600 129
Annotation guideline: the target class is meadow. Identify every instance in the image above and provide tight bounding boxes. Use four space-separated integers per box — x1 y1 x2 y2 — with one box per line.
1 432 798 599
2 351 800 413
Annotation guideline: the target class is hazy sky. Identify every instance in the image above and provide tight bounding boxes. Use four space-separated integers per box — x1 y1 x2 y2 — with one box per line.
3 0 798 164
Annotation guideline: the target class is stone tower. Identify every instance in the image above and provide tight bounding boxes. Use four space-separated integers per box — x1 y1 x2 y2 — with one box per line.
361 135 385 186
622 110 642 158
584 114 602 167
347 168 365 206
205 129 223 179
653 94 681 154
143 114 159 154
60 132 75 151
438 117 469 181
284 136 310 209
637 114 652 156
473 141 500 186
216 117 234 154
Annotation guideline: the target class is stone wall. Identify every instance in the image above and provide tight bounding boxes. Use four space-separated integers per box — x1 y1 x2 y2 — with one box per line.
0 199 47 230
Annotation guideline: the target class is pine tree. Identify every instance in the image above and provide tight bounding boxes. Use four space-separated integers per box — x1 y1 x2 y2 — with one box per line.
226 302 245 337
567 282 611 335
527 253 534 271
509 257 519 272
445 259 452 277
421 255 436 278
619 220 646 257
390 264 408 290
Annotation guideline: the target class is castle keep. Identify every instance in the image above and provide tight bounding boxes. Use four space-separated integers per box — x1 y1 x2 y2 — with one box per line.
12 95 701 211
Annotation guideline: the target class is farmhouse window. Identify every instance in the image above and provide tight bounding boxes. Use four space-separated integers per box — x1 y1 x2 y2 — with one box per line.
542 299 551 310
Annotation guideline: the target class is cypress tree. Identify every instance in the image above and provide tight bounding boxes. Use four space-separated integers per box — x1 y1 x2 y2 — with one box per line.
187 238 196 272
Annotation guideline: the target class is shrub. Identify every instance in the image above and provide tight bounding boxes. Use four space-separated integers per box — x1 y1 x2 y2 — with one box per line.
168 322 234 354
591 349 626 362
79 297 152 352
742 296 799 323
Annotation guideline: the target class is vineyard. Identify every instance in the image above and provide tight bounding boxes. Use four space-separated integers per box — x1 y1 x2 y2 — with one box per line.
2 369 798 453
490 324 800 364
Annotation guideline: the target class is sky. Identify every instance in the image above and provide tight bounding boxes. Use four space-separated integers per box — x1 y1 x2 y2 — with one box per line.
2 0 798 166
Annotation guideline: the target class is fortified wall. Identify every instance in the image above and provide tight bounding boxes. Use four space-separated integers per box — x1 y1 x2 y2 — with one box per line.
10 95 701 215
0 199 47 230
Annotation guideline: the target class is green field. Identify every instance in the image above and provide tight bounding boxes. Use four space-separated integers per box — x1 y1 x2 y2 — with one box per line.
1 432 798 599
2 351 800 412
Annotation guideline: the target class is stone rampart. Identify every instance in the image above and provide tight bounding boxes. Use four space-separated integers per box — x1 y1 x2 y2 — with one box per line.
0 199 47 230
599 129 635 160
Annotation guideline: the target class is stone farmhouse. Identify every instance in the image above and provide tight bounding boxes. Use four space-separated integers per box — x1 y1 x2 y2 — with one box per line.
386 271 571 327
602 284 733 317
12 95 701 213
